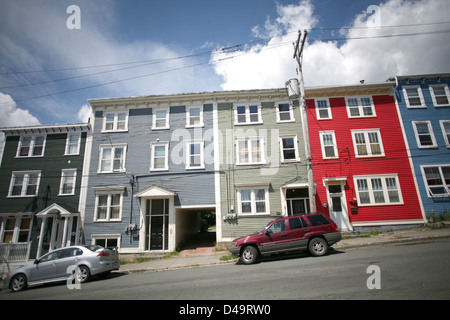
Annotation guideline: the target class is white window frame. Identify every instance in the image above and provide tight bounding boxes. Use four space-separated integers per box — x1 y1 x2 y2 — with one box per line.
102 111 128 132
65 133 81 155
152 108 170 130
276 102 295 123
429 84 450 107
8 171 41 198
403 85 426 108
186 140 205 170
59 169 77 196
236 187 270 216
319 131 339 159
315 98 332 120
16 135 46 158
353 174 403 206
420 164 450 198
0 216 31 243
98 144 127 173
279 135 300 163
94 191 123 222
412 121 437 148
150 141 169 171
234 104 263 125
346 96 376 118
186 106 204 128
439 120 450 148
91 234 121 249
236 137 265 165
351 129 385 158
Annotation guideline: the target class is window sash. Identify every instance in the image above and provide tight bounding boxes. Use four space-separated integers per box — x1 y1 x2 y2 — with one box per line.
103 112 128 132
346 97 375 118
237 138 264 164
59 169 76 195
99 146 126 173
354 175 402 205
95 193 122 221
186 141 204 169
238 189 269 215
151 142 168 170
277 103 294 122
352 130 384 157
8 171 41 197
235 105 262 124
422 165 450 197
320 132 338 159
404 86 425 108
413 121 436 148
316 99 331 119
17 136 46 157
430 85 450 106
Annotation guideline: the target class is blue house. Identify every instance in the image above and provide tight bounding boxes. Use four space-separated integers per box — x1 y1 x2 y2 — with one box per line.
390 73 450 219
83 93 216 253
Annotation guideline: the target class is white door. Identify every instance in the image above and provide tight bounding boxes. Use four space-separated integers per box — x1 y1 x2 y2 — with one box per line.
328 184 350 231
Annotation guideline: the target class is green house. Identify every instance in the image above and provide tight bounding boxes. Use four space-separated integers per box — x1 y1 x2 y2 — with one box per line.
214 89 311 246
0 124 89 261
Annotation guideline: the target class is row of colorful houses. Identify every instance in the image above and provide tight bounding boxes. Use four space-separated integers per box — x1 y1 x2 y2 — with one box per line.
0 73 449 259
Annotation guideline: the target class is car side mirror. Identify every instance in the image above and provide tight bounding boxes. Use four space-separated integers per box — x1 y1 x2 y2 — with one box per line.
34 259 40 264
264 230 271 236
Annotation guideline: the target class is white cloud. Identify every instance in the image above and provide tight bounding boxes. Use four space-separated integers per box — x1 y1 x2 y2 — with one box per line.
77 104 92 123
212 0 450 89
0 92 40 127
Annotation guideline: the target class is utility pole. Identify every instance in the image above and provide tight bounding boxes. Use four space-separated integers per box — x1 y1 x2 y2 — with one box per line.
293 30 316 212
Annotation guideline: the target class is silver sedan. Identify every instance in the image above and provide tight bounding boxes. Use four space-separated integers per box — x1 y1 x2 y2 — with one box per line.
4 245 120 292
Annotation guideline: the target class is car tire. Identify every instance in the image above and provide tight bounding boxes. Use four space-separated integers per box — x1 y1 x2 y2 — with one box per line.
76 265 91 283
308 237 328 257
240 246 258 264
10 274 27 292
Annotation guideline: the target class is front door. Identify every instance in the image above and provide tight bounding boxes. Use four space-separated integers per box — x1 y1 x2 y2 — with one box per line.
328 184 349 231
286 188 310 216
145 199 169 251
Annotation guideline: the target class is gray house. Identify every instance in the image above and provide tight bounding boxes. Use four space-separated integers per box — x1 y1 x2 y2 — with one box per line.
83 93 216 253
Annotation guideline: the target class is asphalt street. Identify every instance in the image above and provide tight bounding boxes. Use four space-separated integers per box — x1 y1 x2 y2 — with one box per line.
2 239 449 301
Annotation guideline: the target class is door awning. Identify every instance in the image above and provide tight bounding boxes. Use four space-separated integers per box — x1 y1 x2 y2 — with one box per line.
134 185 177 198
36 203 80 218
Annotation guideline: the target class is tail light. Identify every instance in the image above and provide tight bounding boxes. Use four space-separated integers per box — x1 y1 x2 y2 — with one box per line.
331 224 339 232
97 251 109 257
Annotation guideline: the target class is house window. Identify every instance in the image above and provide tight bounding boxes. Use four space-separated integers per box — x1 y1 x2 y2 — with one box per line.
412 121 437 148
280 135 300 162
186 140 204 169
1 217 31 243
150 142 169 171
103 112 128 132
59 169 77 196
319 131 338 159
276 103 294 122
8 171 41 197
95 193 122 221
440 120 450 147
237 188 269 215
153 109 169 129
421 165 450 197
430 84 450 106
186 107 203 127
346 97 375 118
351 129 384 157
17 135 46 157
99 145 126 173
92 235 120 248
65 133 81 155
354 175 403 205
315 99 331 120
236 137 265 165
403 86 425 108
235 105 262 124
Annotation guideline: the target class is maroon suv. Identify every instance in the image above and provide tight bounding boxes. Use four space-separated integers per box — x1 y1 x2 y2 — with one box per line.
230 213 342 264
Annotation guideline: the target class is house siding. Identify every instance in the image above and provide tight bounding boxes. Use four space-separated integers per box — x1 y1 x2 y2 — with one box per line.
84 97 215 253
306 86 424 230
393 74 450 217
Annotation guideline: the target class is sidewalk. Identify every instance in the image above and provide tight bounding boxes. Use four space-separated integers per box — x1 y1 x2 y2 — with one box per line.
117 224 450 274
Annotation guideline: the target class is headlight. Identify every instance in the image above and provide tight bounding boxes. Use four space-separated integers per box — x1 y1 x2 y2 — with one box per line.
231 241 237 247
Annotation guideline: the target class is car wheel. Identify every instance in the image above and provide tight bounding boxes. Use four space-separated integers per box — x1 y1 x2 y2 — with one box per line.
308 237 328 257
240 246 258 264
10 274 27 292
76 265 91 283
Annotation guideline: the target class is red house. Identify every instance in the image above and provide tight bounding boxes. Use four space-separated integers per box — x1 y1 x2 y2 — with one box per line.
305 82 426 231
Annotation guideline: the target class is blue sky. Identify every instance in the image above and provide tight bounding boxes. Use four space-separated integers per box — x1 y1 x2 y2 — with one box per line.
0 0 449 127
